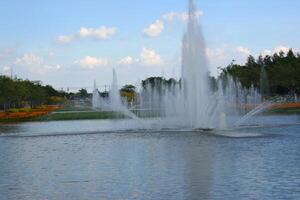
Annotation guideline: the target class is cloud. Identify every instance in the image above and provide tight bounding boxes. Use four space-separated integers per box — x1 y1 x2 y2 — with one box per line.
142 10 203 38
205 46 251 76
57 26 117 44
273 46 290 54
119 48 163 67
119 56 135 65
15 53 43 66
143 20 164 38
79 26 116 39
1 66 11 76
140 48 163 66
236 46 251 55
162 10 203 22
15 53 61 74
76 56 109 69
2 66 10 72
261 45 290 56
57 35 74 44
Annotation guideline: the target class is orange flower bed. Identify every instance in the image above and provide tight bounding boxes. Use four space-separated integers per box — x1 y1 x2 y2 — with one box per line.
272 102 300 109
0 105 61 120
6 111 48 119
236 102 300 110
0 112 5 118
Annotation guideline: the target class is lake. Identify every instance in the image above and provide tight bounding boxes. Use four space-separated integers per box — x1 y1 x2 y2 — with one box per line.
0 115 300 200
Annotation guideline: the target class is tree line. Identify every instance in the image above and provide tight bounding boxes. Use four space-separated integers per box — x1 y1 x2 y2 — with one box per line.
221 49 300 96
0 76 66 110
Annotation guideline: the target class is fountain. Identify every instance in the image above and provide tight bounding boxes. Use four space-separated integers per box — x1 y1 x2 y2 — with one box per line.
92 0 264 130
260 65 270 100
181 0 211 128
137 0 262 129
93 68 143 122
92 80 101 109
109 69 124 111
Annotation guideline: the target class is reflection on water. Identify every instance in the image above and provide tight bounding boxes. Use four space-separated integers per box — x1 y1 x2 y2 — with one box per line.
0 115 299 200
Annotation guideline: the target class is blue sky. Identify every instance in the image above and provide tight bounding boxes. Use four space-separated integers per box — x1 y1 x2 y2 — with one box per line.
1 0 300 91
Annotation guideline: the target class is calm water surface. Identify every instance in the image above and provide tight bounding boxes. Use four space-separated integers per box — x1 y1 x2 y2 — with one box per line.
0 115 299 200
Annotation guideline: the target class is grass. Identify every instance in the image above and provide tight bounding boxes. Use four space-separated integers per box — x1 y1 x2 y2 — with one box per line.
36 111 125 121
267 108 300 114
56 105 94 112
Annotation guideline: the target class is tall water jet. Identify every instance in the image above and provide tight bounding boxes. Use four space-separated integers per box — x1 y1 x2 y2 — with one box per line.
109 68 123 111
181 0 212 128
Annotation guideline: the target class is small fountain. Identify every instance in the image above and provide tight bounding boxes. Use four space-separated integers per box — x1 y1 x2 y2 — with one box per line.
260 64 270 102
92 80 101 109
93 69 143 122
109 69 124 111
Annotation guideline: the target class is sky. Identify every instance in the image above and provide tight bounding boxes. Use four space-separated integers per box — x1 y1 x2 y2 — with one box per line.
0 0 300 91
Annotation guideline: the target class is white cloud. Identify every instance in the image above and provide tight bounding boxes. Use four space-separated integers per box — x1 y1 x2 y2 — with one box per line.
274 46 290 54
15 53 43 66
76 56 109 69
261 45 290 56
143 20 164 38
118 48 163 67
162 10 203 22
1 66 11 75
142 10 203 38
140 48 163 66
15 53 61 74
79 26 116 39
119 56 135 65
57 35 74 44
205 47 247 77
3 66 10 72
56 26 117 44
236 46 250 55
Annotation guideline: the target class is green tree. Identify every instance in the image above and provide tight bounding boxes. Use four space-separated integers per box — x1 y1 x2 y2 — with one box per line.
78 88 89 98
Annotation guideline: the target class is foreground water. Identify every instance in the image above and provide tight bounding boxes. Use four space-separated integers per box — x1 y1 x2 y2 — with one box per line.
0 115 299 200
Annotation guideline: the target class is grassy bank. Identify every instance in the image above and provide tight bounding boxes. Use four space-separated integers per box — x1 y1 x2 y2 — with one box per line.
268 108 300 114
267 103 300 114
0 111 126 123
37 111 125 121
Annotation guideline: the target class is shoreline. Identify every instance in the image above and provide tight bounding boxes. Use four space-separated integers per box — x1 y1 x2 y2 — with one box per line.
0 104 300 123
